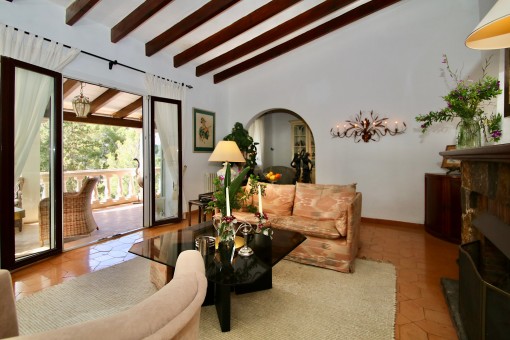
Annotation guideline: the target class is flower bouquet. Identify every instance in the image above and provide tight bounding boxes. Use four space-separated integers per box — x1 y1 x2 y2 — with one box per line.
254 211 272 238
415 54 502 148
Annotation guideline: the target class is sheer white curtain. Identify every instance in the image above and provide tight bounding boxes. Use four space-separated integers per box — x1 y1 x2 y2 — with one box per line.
249 117 264 173
145 74 187 216
0 25 80 180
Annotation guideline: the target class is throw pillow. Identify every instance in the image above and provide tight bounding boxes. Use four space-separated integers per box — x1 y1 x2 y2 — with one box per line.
255 184 295 216
293 183 356 220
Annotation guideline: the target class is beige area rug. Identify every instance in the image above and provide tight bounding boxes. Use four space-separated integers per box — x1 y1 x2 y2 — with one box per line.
16 257 156 335
200 259 396 339
16 257 396 340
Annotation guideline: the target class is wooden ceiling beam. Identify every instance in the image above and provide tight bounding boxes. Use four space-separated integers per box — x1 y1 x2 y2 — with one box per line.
196 0 356 77
111 0 174 43
89 89 120 113
173 0 300 68
112 98 143 119
63 79 80 97
145 0 240 57
214 0 402 83
66 0 100 26
64 111 142 129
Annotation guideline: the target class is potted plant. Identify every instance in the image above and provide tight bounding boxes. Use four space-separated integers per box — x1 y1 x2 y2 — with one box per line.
223 122 258 176
415 55 502 148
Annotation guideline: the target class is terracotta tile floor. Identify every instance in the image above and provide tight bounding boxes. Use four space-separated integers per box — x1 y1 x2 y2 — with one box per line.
10 217 460 339
359 222 459 340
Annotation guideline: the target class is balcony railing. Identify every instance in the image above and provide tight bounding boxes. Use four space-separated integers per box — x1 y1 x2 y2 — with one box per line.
39 168 159 209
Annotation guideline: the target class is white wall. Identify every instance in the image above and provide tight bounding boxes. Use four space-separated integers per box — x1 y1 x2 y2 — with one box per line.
262 112 296 168
225 0 502 224
0 0 230 208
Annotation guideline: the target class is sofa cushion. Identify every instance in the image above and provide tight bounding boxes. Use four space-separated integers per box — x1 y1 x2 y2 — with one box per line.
271 215 340 239
292 183 356 221
252 183 295 216
233 211 273 226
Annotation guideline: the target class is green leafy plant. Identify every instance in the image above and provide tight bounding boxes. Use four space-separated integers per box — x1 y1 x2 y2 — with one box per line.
415 55 502 143
207 163 251 217
223 122 258 175
207 163 251 241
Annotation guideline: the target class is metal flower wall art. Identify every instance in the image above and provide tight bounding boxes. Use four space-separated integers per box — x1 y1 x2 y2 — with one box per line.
330 111 406 143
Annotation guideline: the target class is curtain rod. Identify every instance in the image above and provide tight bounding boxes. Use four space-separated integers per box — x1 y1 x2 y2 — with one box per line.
6 25 193 89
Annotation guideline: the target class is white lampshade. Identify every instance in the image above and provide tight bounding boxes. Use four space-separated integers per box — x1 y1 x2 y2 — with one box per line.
208 141 245 179
208 141 245 163
466 0 510 50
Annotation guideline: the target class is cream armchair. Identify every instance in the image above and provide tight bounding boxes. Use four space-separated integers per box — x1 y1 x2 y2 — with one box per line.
0 250 207 340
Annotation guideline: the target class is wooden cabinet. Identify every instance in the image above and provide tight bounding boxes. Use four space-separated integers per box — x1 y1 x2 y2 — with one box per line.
290 120 315 182
424 173 461 244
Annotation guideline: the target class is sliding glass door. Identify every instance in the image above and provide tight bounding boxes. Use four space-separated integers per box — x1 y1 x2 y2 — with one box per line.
0 57 63 270
149 96 182 225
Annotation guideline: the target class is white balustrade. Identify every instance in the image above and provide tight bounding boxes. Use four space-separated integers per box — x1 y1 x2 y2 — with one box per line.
40 167 161 209
40 168 140 209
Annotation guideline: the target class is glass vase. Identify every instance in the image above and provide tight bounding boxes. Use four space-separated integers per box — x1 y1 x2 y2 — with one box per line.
456 118 481 149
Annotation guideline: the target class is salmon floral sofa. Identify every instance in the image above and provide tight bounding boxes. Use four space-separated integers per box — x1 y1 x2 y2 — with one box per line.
235 182 362 273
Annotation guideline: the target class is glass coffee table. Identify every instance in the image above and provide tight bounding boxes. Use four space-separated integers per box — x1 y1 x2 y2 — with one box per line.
129 220 306 332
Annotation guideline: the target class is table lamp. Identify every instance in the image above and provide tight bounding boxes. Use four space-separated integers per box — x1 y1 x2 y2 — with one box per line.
208 141 245 179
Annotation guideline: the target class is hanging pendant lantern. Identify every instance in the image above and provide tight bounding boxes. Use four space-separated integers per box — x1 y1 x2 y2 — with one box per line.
72 82 90 118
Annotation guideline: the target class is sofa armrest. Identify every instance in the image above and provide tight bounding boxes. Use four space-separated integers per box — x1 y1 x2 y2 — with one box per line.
0 270 19 338
15 251 207 340
345 192 362 244
174 249 206 277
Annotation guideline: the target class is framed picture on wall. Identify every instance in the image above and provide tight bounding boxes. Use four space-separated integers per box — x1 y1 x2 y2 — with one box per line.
193 108 215 152
441 145 461 171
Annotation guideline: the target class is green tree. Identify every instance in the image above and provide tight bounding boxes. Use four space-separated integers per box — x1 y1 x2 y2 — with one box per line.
40 120 142 196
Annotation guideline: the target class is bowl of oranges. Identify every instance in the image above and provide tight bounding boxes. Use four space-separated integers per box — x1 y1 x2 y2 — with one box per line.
265 171 282 183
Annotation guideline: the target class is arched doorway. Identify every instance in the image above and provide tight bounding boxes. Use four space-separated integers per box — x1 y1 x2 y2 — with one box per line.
247 108 315 184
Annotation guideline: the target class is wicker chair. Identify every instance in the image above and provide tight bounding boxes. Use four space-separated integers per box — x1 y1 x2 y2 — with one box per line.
39 177 100 245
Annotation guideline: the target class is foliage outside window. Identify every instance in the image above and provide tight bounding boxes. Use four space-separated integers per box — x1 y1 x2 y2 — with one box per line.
40 121 142 199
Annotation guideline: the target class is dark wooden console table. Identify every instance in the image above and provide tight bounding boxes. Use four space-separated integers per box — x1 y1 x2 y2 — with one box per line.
424 173 461 244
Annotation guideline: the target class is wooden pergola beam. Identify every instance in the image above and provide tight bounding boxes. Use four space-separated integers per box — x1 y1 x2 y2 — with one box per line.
63 79 80 97
112 97 143 119
89 89 120 113
64 110 142 129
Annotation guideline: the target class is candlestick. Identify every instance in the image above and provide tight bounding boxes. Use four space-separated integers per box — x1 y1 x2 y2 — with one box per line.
258 185 263 214
226 186 231 216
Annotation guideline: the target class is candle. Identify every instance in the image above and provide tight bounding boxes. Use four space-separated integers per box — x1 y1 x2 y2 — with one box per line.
226 186 231 216
258 185 263 214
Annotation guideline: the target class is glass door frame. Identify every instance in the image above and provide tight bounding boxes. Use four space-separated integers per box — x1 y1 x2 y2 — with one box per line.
0 56 63 270
149 96 182 226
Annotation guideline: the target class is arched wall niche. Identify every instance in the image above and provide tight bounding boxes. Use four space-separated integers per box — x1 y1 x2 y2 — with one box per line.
246 108 315 182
